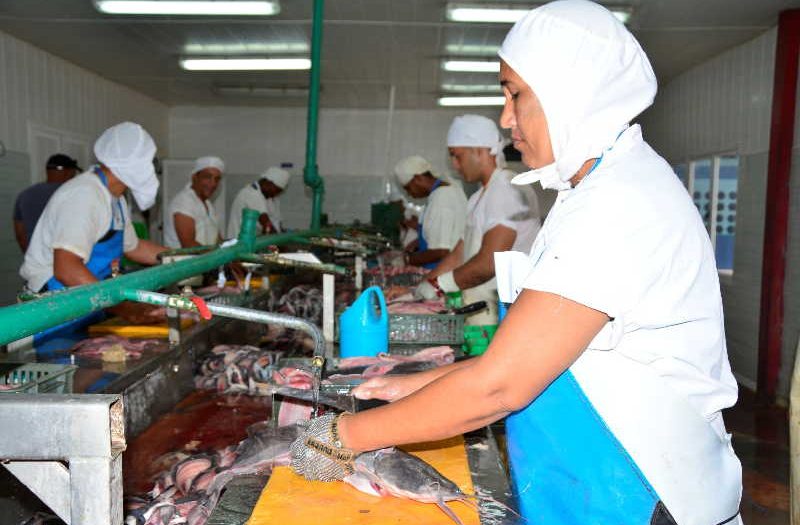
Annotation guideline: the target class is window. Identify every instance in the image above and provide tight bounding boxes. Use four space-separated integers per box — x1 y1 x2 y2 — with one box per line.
673 155 739 274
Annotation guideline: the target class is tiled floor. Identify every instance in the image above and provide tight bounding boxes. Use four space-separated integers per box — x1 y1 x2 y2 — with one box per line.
725 387 790 524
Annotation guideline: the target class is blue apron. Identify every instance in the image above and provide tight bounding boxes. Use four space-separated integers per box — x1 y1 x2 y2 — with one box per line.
416 179 443 269
506 371 673 524
35 167 125 342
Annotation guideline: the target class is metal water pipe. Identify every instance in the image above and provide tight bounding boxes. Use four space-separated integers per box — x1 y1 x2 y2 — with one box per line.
303 0 325 231
0 211 312 346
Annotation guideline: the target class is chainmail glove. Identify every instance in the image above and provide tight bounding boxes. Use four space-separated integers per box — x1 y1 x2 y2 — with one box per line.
290 412 356 482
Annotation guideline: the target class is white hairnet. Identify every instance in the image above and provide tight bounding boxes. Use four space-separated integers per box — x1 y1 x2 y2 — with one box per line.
498 0 656 188
394 155 434 186
260 166 290 189
193 156 225 175
93 122 158 210
447 114 507 168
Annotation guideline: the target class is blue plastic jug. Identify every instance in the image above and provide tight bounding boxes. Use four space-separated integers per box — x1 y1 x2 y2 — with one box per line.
339 286 389 358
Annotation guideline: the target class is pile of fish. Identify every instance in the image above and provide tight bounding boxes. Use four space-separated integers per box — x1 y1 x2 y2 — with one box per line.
194 345 283 394
268 285 323 324
71 336 167 360
387 299 445 315
332 346 455 378
126 422 300 525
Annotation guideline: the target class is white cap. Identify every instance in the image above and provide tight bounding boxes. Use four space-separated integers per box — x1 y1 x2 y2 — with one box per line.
93 122 158 210
498 0 656 187
394 155 434 186
260 166 290 189
193 156 225 175
447 114 504 155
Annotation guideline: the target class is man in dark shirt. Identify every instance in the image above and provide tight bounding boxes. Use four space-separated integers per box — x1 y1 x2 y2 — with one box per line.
13 153 80 251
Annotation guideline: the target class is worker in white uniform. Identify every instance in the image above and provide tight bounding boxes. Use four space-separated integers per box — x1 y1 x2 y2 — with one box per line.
227 166 290 238
164 156 224 248
288 2 743 524
394 155 467 269
415 114 541 325
20 122 167 323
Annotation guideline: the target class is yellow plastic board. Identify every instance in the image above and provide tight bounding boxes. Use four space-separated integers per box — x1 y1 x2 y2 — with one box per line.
88 317 195 338
247 436 479 525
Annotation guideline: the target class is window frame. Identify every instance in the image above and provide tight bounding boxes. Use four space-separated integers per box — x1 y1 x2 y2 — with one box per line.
676 151 739 277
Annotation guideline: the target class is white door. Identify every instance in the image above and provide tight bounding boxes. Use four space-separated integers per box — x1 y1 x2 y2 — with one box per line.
27 122 90 183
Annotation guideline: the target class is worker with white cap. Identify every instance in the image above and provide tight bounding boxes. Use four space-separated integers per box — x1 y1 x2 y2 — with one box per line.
164 156 224 248
394 155 467 269
227 166 291 238
20 122 167 321
414 114 541 324
289 2 743 524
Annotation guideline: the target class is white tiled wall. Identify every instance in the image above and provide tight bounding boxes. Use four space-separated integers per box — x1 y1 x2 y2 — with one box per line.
0 30 169 154
639 27 800 395
168 105 499 229
0 29 169 305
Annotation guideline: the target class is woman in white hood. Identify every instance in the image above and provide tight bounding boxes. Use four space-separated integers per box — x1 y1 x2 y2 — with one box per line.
288 2 743 524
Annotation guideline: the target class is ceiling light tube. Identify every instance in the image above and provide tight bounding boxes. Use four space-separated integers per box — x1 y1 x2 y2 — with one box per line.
438 96 505 107
95 1 280 16
184 42 308 54
181 57 310 71
441 83 501 93
446 3 528 23
444 43 501 56
446 3 632 25
215 85 309 97
443 60 500 73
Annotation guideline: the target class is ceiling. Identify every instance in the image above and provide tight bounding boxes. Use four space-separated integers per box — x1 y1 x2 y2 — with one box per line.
0 0 797 109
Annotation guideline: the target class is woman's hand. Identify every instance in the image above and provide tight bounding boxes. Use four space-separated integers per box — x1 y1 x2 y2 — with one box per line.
352 374 426 402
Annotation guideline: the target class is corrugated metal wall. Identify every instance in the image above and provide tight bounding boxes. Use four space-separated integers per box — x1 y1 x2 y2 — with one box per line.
0 29 169 305
639 27 800 395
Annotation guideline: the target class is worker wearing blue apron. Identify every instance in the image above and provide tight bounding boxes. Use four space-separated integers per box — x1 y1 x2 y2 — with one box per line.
394 155 467 271
45 167 124 292
288 3 743 523
20 122 168 339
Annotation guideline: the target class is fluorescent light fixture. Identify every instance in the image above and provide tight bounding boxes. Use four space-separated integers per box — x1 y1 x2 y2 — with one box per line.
441 83 501 93
184 42 308 54
215 85 309 97
447 4 528 23
446 3 632 25
443 60 500 73
445 43 500 56
94 1 280 15
181 57 310 71
438 96 504 107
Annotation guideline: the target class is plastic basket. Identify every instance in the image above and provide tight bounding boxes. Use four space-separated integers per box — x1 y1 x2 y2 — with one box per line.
363 271 426 288
388 313 465 345
0 363 77 394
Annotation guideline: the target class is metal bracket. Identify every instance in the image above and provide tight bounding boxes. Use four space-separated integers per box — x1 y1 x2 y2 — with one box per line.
0 394 125 525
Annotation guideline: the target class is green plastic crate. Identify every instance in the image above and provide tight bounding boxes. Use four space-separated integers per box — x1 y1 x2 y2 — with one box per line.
0 363 77 394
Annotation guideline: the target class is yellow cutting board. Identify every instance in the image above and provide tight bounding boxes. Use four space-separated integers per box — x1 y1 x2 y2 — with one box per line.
88 316 195 338
247 436 479 525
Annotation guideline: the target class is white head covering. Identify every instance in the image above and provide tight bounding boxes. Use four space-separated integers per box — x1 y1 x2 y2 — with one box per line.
193 156 225 175
394 155 435 186
447 114 507 168
498 0 657 189
93 122 158 210
260 166 290 189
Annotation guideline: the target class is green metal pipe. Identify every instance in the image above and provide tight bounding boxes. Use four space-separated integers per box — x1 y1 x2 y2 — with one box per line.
0 228 314 346
303 0 325 231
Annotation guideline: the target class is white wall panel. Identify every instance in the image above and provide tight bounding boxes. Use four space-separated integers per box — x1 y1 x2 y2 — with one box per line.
0 30 169 155
639 28 794 395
